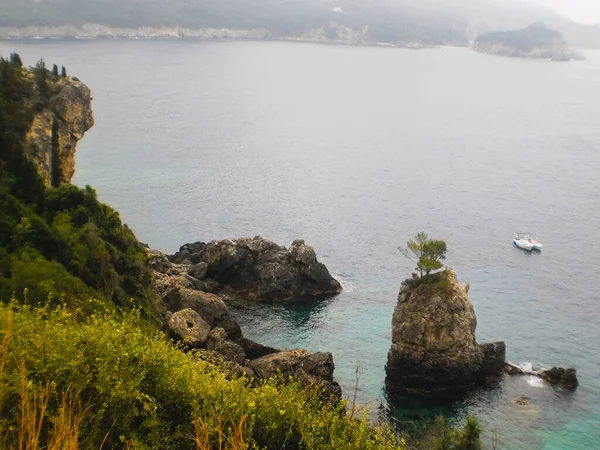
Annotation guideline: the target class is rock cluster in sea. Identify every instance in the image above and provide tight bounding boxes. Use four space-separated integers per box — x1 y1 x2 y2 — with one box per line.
149 236 343 401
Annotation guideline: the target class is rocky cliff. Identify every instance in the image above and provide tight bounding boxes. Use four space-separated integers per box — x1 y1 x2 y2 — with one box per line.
472 23 585 61
24 76 94 186
385 270 505 400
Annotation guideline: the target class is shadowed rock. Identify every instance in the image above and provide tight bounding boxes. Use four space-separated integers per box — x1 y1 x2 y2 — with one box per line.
206 328 246 365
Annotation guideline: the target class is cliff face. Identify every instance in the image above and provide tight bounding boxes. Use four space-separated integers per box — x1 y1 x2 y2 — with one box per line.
385 270 505 400
472 23 585 61
24 77 94 186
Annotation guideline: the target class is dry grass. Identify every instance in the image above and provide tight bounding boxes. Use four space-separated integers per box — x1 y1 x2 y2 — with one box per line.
193 415 249 450
0 310 88 450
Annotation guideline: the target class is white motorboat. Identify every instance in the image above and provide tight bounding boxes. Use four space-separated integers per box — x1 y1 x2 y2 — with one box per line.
514 233 534 251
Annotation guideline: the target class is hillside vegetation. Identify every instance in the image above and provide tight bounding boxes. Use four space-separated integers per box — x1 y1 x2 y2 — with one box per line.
0 55 152 311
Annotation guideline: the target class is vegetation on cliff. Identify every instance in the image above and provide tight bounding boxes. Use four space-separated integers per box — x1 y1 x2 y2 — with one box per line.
399 232 447 280
0 55 151 310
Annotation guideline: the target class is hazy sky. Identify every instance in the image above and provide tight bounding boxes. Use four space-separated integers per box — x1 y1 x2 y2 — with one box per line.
534 0 600 24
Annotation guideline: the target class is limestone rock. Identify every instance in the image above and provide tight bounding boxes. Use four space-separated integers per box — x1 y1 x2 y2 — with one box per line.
250 350 341 402
171 236 342 303
188 262 208 280
24 77 94 186
385 270 505 400
250 350 335 381
150 250 172 274
169 242 206 264
163 287 242 339
167 308 211 348
206 328 246 365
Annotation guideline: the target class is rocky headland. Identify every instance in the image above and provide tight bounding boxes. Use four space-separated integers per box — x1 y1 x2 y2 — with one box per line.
24 74 94 186
385 270 506 400
166 237 343 303
149 237 343 401
472 23 585 61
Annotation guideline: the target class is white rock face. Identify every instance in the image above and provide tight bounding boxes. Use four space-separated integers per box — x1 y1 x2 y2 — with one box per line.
0 24 269 40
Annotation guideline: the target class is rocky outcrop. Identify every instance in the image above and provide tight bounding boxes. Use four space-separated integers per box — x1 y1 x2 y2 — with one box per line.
472 23 585 61
250 350 342 401
168 236 342 303
385 270 505 400
150 246 342 401
163 287 242 339
504 363 578 390
25 77 94 186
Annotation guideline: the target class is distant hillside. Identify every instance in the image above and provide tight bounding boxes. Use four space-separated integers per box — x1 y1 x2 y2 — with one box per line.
473 23 585 60
1 0 599 48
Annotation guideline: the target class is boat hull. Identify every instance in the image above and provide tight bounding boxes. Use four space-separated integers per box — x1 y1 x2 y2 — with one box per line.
514 240 534 251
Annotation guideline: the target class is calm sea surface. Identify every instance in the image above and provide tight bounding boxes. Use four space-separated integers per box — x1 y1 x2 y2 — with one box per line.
3 39 600 449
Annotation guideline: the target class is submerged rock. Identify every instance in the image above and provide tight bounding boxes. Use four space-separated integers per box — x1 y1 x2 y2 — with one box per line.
385 270 505 400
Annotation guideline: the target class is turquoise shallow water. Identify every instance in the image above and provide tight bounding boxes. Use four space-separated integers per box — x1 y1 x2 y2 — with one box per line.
3 39 600 449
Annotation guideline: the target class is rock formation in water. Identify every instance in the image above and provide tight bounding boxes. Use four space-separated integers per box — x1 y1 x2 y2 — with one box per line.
25 76 94 186
472 23 585 61
150 246 342 401
168 236 343 303
504 362 579 390
385 269 506 400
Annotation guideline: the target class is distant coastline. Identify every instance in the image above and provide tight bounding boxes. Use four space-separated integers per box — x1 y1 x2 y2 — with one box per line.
0 24 459 50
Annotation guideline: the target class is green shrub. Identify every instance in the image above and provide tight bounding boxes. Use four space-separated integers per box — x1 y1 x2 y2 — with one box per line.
0 304 404 450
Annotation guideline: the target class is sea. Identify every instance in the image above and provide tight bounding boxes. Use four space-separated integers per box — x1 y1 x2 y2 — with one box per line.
3 39 600 449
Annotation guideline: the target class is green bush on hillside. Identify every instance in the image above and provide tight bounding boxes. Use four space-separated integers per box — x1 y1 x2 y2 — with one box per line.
0 303 404 450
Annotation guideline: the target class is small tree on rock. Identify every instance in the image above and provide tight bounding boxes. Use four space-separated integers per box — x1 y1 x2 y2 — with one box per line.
61 66 67 78
399 232 447 278
52 63 59 78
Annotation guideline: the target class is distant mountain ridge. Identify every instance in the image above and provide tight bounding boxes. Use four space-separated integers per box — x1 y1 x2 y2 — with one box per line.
1 0 599 48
